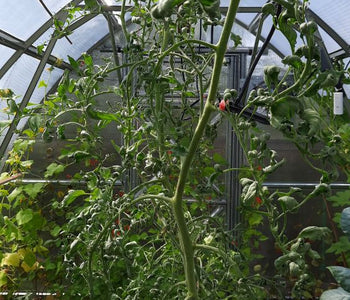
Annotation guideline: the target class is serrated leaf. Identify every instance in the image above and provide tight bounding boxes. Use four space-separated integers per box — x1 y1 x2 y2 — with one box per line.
329 190 350 207
16 209 33 225
45 163 65 178
62 190 87 206
328 266 350 292
23 183 45 199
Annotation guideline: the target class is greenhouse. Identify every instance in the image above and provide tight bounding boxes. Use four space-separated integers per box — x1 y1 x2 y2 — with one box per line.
1 0 350 299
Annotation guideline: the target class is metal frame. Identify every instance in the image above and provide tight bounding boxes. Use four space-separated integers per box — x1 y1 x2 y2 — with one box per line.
0 30 71 75
0 36 59 169
307 9 350 58
225 52 247 231
0 0 83 79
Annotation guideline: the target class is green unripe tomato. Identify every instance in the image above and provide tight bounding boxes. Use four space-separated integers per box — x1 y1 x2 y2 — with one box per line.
230 89 238 98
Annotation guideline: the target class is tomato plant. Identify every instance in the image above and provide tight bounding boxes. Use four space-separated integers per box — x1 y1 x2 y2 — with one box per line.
1 0 350 299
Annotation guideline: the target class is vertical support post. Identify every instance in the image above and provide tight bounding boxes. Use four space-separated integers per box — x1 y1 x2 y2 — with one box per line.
225 53 246 231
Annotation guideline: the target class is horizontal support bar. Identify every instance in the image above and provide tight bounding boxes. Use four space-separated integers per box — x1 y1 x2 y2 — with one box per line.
263 182 350 189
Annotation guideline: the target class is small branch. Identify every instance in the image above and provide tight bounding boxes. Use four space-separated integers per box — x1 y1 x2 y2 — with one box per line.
0 173 23 185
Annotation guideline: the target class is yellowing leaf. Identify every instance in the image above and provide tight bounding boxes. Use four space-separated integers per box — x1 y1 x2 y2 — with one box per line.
1 252 20 267
21 261 38 273
0 270 7 287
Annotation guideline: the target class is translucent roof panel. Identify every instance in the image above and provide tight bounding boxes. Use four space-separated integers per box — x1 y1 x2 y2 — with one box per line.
0 55 39 103
0 0 51 40
51 14 109 61
0 45 15 69
221 0 266 7
43 0 72 13
309 0 350 45
235 13 257 26
32 65 65 104
317 26 342 55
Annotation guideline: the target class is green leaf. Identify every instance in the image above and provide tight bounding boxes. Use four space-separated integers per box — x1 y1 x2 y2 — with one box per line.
37 44 45 55
213 153 227 164
7 187 23 202
328 266 350 292
86 104 119 121
45 163 65 178
50 226 61 237
320 287 350 300
67 150 90 162
23 183 45 199
270 96 301 120
38 80 47 89
326 236 350 255
23 250 36 267
68 55 79 71
28 115 41 132
16 209 34 225
0 120 11 129
278 13 297 51
278 196 298 211
329 190 350 207
62 190 87 206
298 226 331 242
0 270 7 288
85 0 98 9
20 160 33 169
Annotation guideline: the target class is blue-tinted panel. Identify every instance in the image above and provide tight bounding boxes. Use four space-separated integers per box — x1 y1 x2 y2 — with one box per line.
0 0 50 40
0 55 39 100
236 13 257 25
0 46 15 69
51 15 109 61
221 0 265 7
318 26 341 55
310 1 350 44
44 0 72 14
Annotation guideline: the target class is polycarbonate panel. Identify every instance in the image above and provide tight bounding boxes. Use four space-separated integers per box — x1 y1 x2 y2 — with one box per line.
317 26 341 55
0 0 51 40
0 55 39 102
44 0 73 14
31 65 64 105
0 46 15 69
221 0 266 7
51 15 109 61
233 22 261 48
32 27 55 51
235 13 257 25
309 1 350 45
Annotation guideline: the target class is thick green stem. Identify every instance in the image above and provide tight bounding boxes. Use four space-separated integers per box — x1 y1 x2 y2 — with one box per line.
171 1 241 299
